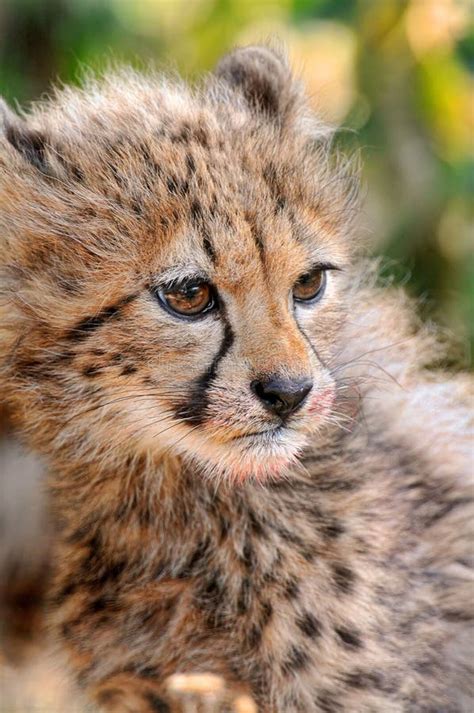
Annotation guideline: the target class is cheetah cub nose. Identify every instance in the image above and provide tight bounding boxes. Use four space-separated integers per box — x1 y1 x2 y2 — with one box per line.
251 376 313 418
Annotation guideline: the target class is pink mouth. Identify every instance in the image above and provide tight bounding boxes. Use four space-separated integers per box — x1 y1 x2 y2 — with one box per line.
307 386 335 416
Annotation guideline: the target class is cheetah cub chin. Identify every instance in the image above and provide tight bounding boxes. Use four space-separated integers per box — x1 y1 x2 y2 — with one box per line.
0 46 472 713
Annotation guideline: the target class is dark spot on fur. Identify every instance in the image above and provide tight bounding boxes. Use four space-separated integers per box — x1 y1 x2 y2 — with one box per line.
424 497 473 528
133 198 145 215
139 142 160 174
191 200 203 223
322 520 345 539
300 503 324 522
276 195 286 212
88 595 109 614
218 514 231 540
264 569 278 586
248 509 266 537
76 663 95 688
66 523 94 544
154 561 170 580
263 163 287 213
296 612 322 639
177 538 210 577
442 609 473 622
61 621 73 639
241 539 255 570
186 154 196 174
121 364 137 376
69 163 85 182
284 578 300 600
52 346 73 364
67 294 137 342
180 179 190 196
203 235 216 262
247 623 262 649
198 569 225 604
109 163 124 186
344 669 384 689
137 501 153 527
263 163 277 185
281 646 310 675
50 581 78 607
335 626 362 649
332 564 355 594
259 601 273 628
144 691 170 713
191 126 209 148
18 359 53 379
167 176 179 194
316 479 358 493
316 691 343 713
96 688 121 705
237 577 252 615
271 523 306 548
94 560 127 589
252 226 265 257
136 666 160 680
209 193 218 217
172 124 191 144
300 547 315 562
82 364 102 378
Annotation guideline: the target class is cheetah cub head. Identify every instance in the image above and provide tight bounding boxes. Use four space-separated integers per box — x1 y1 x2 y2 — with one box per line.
0 47 357 482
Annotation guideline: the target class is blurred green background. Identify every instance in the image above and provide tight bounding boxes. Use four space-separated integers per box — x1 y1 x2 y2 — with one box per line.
0 0 472 362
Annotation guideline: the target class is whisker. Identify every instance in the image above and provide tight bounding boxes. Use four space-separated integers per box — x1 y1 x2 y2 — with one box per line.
159 423 206 460
332 359 403 389
61 389 189 425
326 336 414 370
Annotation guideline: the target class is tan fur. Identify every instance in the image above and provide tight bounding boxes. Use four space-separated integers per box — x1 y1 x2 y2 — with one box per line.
0 47 472 712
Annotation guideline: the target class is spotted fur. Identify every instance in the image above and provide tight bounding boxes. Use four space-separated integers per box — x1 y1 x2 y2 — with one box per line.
0 47 472 712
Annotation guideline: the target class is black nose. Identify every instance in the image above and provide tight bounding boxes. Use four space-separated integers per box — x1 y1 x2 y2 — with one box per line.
251 376 313 419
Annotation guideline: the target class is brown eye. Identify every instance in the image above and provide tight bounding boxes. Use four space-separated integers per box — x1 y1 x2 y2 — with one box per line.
158 280 216 318
293 268 326 303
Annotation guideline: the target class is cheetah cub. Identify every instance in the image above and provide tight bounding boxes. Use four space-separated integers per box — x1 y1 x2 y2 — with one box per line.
0 47 472 713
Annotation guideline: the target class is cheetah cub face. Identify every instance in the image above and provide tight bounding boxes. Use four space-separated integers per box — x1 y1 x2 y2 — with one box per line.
0 47 356 481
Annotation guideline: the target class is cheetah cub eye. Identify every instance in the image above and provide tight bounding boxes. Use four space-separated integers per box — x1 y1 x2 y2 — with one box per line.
293 265 332 304
155 279 217 319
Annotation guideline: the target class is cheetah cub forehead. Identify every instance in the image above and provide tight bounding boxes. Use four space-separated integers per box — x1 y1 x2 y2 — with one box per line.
0 47 357 482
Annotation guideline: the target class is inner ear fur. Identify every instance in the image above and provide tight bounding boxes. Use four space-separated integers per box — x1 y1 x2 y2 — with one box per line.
214 45 301 122
0 98 51 175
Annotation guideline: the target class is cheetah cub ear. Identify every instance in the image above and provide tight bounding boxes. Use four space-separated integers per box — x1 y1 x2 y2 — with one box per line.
0 98 52 176
214 45 301 123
